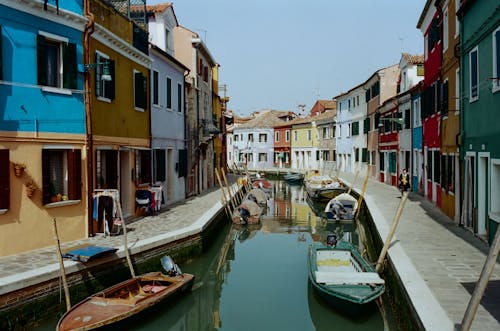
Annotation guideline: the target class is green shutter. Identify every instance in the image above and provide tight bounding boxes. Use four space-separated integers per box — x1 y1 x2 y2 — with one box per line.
0 149 9 209
94 53 101 97
62 42 77 89
67 149 82 200
37 34 47 86
142 74 148 109
155 149 166 182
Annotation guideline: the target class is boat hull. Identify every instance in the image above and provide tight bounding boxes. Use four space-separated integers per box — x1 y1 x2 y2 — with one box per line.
57 272 194 331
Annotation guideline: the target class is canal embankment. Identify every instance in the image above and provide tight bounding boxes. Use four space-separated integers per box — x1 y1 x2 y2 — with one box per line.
339 171 500 331
0 183 242 330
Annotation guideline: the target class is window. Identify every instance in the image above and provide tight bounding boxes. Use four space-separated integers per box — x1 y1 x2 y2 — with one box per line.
177 83 183 112
285 130 290 142
154 149 166 182
234 134 239 142
428 18 440 52
371 81 380 97
380 152 385 171
433 150 441 183
247 153 254 162
322 127 329 139
249 133 254 142
134 70 148 110
152 71 159 105
178 149 187 178
0 149 10 210
443 8 449 51
42 148 81 205
347 124 351 137
352 121 359 136
417 64 424 76
166 77 172 109
307 130 311 141
404 108 411 129
493 27 500 93
363 117 370 134
362 148 368 163
275 131 279 142
455 0 460 38
469 47 479 102
354 148 359 162
259 133 266 142
37 32 77 90
294 131 297 141
413 97 422 127
94 52 115 100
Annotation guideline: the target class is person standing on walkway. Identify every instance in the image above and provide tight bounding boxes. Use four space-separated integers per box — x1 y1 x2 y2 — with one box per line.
399 168 411 195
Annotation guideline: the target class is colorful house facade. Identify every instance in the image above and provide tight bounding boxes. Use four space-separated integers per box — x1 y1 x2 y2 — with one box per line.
0 0 87 256
147 3 189 205
291 116 319 170
458 0 500 243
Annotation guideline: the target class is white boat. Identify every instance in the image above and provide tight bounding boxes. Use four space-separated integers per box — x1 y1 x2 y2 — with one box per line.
324 193 358 221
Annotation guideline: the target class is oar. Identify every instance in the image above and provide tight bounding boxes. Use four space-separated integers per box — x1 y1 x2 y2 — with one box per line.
52 217 71 311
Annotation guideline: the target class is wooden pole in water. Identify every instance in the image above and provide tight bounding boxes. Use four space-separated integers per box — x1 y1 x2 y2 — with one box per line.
52 217 71 311
116 197 135 278
459 225 500 331
375 191 409 274
347 168 360 195
354 169 371 220
215 168 232 217
221 168 237 209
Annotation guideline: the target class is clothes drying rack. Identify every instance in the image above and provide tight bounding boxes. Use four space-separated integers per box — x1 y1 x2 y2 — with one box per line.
93 189 124 236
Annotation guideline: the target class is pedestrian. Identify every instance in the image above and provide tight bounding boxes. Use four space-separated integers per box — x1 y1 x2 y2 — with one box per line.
399 168 411 195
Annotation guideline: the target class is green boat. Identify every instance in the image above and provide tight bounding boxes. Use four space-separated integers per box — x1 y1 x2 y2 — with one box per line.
307 241 385 316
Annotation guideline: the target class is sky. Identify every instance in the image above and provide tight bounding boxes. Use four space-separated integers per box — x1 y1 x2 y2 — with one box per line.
148 0 425 117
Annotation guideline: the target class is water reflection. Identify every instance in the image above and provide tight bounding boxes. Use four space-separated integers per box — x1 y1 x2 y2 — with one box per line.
35 180 387 331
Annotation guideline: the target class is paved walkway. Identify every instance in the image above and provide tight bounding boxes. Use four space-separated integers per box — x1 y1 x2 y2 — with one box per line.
0 187 228 296
339 171 500 331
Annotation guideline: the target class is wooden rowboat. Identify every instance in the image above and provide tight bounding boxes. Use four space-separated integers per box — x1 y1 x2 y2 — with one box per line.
324 193 359 221
308 241 384 316
57 257 194 330
304 175 345 201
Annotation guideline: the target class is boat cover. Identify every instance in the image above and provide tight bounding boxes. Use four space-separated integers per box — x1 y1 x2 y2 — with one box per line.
62 245 118 262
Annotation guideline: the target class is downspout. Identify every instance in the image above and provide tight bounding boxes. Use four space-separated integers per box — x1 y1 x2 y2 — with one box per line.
84 0 95 236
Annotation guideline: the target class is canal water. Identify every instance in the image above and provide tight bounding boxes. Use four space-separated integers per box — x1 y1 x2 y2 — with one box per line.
35 180 396 331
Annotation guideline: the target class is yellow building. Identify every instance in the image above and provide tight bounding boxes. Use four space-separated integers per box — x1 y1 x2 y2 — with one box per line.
291 117 319 170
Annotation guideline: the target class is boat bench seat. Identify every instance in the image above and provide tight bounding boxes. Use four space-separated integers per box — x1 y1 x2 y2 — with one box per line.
315 271 385 285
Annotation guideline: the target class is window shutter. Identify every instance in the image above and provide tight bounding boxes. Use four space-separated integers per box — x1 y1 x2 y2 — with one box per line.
37 35 47 86
42 149 51 204
178 149 187 178
63 42 77 89
135 72 147 109
108 59 115 100
142 74 148 109
67 149 81 200
0 149 9 209
95 53 101 97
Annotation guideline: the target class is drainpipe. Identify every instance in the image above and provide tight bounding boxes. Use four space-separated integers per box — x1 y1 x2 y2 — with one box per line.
84 0 95 236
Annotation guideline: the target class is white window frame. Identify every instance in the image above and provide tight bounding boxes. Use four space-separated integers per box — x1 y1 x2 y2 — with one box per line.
285 130 290 142
166 75 172 110
469 46 479 103
96 51 112 102
493 27 500 93
275 131 279 142
152 70 160 106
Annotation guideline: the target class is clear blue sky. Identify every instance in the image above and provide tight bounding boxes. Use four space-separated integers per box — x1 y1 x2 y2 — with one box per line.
148 0 424 116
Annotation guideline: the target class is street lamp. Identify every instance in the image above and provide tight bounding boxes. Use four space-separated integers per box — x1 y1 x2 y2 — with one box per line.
83 62 112 81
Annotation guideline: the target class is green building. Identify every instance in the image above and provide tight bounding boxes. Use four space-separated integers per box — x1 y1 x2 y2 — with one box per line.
458 0 500 244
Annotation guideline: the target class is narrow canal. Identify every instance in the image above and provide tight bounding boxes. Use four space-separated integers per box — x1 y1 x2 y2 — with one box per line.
35 180 397 330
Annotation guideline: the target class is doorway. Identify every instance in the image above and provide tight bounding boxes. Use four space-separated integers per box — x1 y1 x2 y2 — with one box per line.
120 150 132 218
477 154 489 237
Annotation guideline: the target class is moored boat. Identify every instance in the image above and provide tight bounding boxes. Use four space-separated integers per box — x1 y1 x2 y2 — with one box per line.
232 189 265 224
304 175 345 201
56 256 194 331
283 172 304 184
324 193 358 221
307 240 385 316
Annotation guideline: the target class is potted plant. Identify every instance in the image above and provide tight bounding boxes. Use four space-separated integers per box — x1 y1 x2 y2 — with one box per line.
25 181 38 198
13 162 26 177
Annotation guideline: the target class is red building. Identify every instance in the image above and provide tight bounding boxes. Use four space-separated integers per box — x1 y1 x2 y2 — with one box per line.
417 1 443 206
310 100 337 117
274 122 292 168
378 97 400 187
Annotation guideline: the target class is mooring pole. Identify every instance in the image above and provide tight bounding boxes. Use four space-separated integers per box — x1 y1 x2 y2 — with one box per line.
375 191 409 274
458 225 500 331
52 218 71 311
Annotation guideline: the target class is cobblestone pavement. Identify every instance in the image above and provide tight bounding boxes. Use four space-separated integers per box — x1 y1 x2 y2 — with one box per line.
339 171 500 331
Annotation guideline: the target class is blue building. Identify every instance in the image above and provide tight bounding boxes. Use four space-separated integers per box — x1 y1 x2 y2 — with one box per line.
0 0 87 256
410 82 424 193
